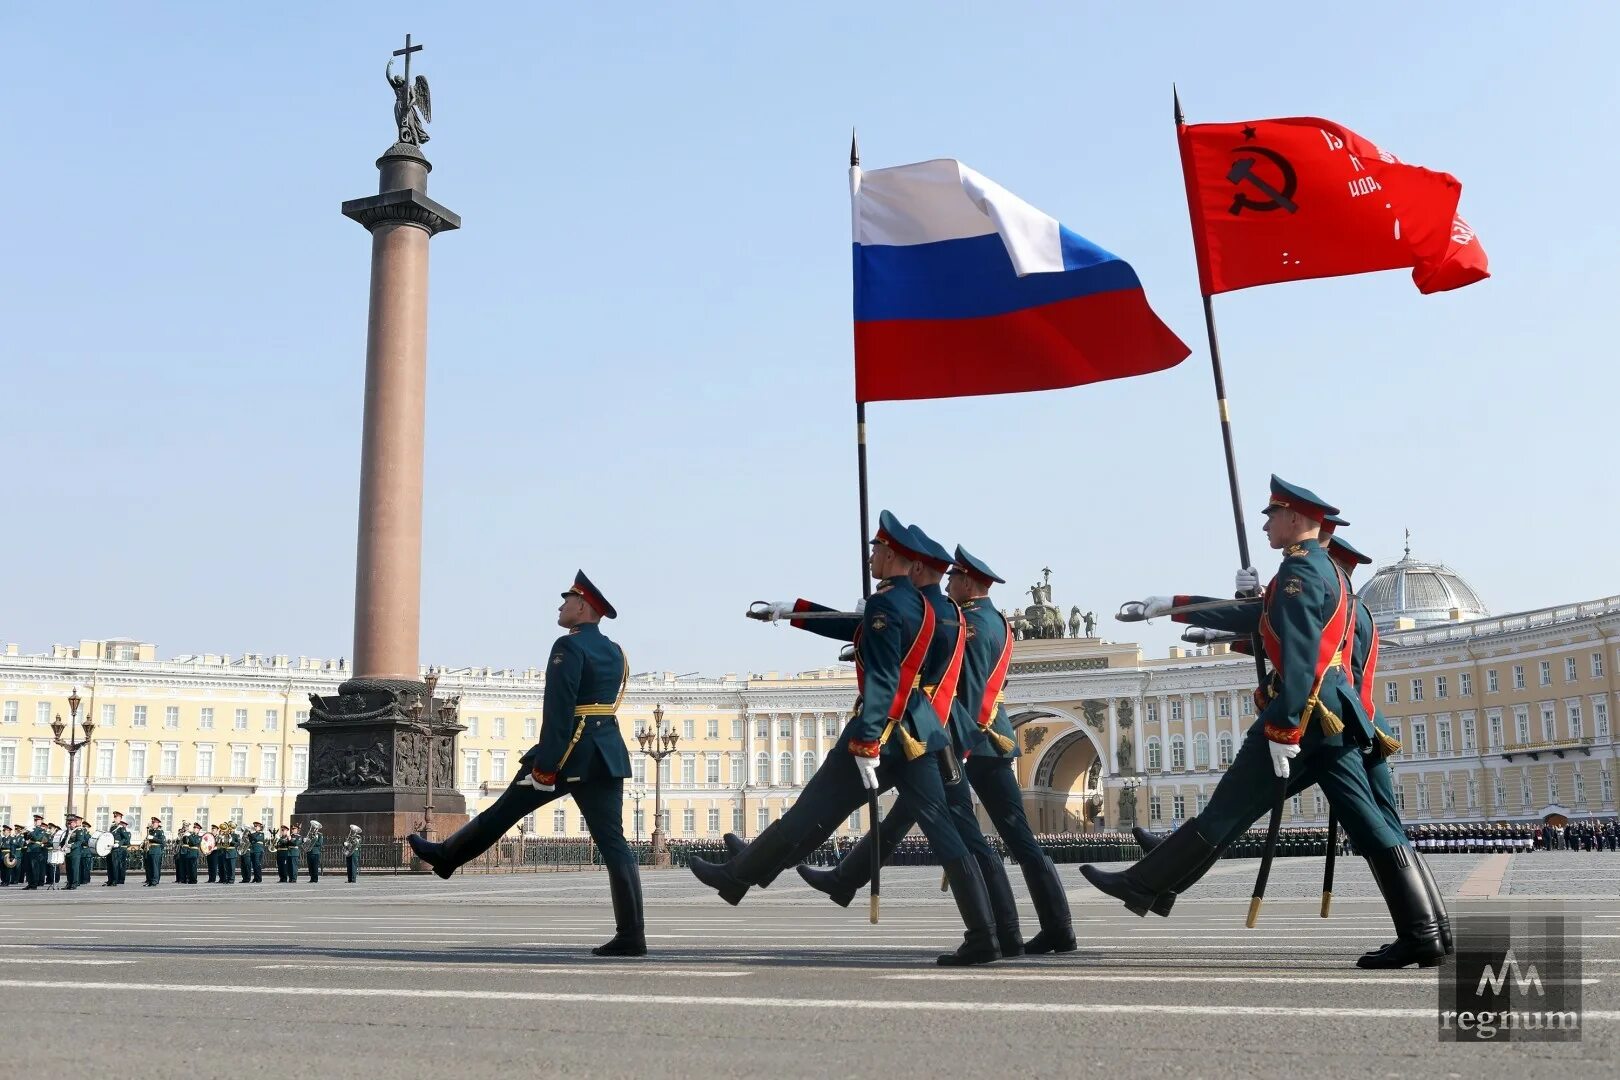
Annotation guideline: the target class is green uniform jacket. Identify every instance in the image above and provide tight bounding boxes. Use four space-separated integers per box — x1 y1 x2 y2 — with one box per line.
147 827 165 851
112 824 132 848
526 623 630 783
955 597 1018 758
249 830 266 853
837 575 950 758
307 833 324 856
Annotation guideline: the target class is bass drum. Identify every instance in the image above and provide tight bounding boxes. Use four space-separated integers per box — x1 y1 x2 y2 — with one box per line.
94 832 116 858
199 832 217 856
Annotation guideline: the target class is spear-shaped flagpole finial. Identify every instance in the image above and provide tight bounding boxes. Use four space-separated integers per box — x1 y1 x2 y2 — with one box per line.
850 127 860 168
1173 83 1184 125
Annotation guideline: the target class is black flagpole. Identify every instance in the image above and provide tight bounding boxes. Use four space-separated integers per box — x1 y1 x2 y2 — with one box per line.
851 129 874 601
1174 86 1282 925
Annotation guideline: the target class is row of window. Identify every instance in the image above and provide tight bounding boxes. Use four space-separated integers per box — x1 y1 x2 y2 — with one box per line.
1386 652 1609 705
0 702 303 732
1144 732 1235 772
1392 697 1612 756
0 743 308 783
1392 769 1614 812
0 804 285 831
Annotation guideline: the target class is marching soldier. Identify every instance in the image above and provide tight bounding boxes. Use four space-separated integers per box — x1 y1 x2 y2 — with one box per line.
689 512 1002 965
143 817 165 886
409 571 645 957
247 822 266 883
106 811 132 886
305 820 324 882
795 540 1076 956
346 824 363 883
1082 477 1444 968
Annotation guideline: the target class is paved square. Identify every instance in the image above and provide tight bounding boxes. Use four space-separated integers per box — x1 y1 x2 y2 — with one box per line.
3 853 1616 1078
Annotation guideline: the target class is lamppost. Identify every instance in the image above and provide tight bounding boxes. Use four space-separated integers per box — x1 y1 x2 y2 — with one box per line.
51 688 94 825
407 667 450 839
636 704 678 867
629 788 646 843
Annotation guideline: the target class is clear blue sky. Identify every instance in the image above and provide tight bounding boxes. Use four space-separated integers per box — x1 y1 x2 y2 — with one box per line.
4 4 1615 675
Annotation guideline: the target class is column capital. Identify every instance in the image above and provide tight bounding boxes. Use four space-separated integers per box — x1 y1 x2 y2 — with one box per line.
342 189 462 236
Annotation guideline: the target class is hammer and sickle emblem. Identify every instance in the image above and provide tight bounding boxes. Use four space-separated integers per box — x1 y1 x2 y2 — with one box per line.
1227 146 1299 215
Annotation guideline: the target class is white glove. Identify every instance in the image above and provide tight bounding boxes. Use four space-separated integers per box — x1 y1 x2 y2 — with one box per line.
1267 740 1300 779
1235 567 1261 596
765 600 795 623
853 754 881 791
516 772 555 792
1142 595 1175 619
1181 627 1231 645
855 597 867 615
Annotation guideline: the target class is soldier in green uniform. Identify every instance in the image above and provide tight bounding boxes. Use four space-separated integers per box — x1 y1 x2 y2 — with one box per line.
345 824 363 882
64 815 90 889
178 823 203 884
410 571 645 957
105 811 132 886
1 825 15 886
247 822 266 883
795 541 1075 956
690 512 1001 966
143 817 165 886
24 814 48 889
304 820 324 882
1082 477 1443 968
276 826 297 883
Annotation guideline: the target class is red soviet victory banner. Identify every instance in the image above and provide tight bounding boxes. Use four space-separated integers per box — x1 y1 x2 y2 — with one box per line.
1177 116 1489 296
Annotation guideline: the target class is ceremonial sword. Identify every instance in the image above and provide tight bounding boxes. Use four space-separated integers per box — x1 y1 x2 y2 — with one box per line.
746 602 862 622
1115 596 1262 623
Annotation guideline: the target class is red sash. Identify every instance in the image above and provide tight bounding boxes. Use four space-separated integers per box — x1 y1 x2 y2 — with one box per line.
976 612 1015 730
1359 612 1382 721
924 601 968 727
853 597 936 729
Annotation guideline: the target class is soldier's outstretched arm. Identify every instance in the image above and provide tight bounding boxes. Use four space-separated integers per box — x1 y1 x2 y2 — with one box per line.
785 598 863 642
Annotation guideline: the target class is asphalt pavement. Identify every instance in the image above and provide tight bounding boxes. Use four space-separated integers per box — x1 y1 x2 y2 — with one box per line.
2 852 1616 1078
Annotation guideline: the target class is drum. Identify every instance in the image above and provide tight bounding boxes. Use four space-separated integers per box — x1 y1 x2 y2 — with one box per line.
94 832 116 858
199 832 217 855
47 850 66 866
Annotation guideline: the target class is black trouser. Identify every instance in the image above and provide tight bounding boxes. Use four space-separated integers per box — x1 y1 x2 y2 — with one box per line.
220 852 235 883
306 853 322 881
206 850 218 881
250 851 263 882
964 755 1050 868
446 768 637 873
347 853 360 882
145 848 162 884
108 849 127 885
26 849 45 887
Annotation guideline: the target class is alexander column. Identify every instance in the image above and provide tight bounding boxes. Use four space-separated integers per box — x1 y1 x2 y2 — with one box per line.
297 36 466 841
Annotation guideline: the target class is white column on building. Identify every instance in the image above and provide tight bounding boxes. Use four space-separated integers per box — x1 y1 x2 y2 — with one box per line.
744 712 755 785
1106 698 1119 775
1205 692 1217 770
1158 695 1170 769
769 712 779 787
815 712 826 764
1133 695 1146 772
1229 691 1242 749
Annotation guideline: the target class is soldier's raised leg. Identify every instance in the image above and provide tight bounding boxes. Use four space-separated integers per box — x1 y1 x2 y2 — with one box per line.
409 764 560 878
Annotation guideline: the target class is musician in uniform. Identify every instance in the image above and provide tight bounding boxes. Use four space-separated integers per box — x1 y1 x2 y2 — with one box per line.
1081 477 1444 968
106 811 132 886
690 512 1002 965
178 823 202 884
794 534 1072 957
143 818 165 886
0 825 16 886
204 822 220 883
24 815 48 889
247 822 266 884
409 571 646 958
346 824 363 883
64 814 90 890
276 826 297 883
304 820 324 883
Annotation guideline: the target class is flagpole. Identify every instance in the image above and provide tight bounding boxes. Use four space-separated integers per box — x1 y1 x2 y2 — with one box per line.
1175 86 1281 927
850 129 873 600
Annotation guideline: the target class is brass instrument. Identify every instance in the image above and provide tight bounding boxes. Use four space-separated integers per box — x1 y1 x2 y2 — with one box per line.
2 849 14 870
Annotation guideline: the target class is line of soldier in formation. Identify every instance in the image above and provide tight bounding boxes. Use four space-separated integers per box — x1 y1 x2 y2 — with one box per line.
0 815 366 889
397 481 1480 970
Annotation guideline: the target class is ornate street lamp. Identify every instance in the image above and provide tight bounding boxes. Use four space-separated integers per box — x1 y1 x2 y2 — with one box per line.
407 666 448 840
51 688 95 825
636 704 678 867
629 787 646 843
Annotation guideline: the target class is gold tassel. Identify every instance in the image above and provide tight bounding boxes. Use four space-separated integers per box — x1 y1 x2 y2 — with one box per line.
1310 697 1345 737
986 727 1016 754
1374 730 1402 757
895 722 927 761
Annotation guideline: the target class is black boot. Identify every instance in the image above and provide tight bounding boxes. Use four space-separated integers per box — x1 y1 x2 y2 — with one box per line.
979 855 1023 959
937 856 1001 966
1361 849 1453 961
409 807 512 881
796 861 856 908
1149 841 1226 918
1021 856 1076 955
1356 845 1445 969
690 820 796 906
1132 826 1163 853
408 833 457 880
592 861 647 957
1079 818 1217 917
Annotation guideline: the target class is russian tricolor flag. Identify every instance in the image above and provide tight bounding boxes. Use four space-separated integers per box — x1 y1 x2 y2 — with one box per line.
853 159 1189 403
